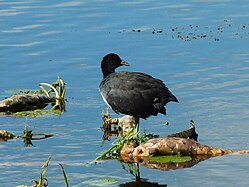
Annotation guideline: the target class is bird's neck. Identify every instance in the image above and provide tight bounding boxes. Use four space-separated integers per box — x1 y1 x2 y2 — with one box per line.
101 63 115 78
102 70 114 78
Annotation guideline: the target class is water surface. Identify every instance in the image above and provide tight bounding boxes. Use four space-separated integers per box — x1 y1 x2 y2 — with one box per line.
1 0 249 186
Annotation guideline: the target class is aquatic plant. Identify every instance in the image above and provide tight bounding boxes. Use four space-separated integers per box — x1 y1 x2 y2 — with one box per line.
0 125 53 146
16 157 70 187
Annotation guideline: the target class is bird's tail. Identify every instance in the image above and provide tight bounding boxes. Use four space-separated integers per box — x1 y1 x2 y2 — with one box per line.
169 93 179 103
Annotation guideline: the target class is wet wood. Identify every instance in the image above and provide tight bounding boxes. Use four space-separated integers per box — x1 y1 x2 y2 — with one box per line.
167 120 198 141
0 94 50 113
0 130 15 141
101 113 249 162
120 136 249 161
132 137 232 157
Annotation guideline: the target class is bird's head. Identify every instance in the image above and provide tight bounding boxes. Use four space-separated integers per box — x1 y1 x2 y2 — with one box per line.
101 53 129 78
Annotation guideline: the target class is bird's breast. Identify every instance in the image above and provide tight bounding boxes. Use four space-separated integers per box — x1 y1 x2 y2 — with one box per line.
99 88 112 108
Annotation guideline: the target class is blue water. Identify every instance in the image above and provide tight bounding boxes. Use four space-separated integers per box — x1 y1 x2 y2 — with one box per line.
1 0 249 186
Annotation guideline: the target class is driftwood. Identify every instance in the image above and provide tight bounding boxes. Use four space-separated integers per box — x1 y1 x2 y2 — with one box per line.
120 136 249 162
167 120 198 141
100 113 249 164
133 137 232 157
0 94 50 113
0 130 15 141
119 137 249 171
0 78 65 114
121 137 231 159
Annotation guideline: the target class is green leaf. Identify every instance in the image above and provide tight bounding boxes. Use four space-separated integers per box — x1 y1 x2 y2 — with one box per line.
148 155 192 163
82 178 118 186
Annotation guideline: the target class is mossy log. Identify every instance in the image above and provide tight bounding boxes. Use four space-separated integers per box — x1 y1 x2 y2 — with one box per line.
121 137 249 161
132 137 232 157
0 94 50 113
0 78 65 114
100 113 249 162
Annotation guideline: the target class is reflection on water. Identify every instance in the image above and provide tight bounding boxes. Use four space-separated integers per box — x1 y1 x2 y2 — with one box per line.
118 154 211 186
133 155 211 171
1 0 249 186
120 179 167 187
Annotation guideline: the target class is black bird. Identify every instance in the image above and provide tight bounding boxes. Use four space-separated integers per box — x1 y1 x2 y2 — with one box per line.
99 53 178 121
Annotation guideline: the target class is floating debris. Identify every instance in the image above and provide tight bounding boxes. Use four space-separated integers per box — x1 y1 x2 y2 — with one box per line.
168 120 198 141
20 125 53 147
116 21 249 41
98 114 249 164
0 94 49 113
0 77 66 116
0 130 15 141
152 29 163 34
0 125 53 146
132 29 141 32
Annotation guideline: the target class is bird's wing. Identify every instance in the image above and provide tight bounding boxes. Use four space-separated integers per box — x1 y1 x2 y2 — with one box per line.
100 72 172 117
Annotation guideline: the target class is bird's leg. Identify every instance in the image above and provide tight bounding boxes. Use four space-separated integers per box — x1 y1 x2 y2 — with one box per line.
102 108 109 122
134 117 140 133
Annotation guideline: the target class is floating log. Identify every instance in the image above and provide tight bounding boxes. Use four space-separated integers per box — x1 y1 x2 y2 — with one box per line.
100 113 249 163
0 78 65 114
0 94 50 113
120 137 249 162
132 137 232 157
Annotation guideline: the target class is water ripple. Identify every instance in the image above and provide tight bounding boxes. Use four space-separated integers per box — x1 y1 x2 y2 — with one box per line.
0 10 25 17
0 41 42 47
14 24 45 30
51 1 85 7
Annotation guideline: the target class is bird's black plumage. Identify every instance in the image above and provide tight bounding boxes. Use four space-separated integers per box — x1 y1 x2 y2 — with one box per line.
99 53 178 119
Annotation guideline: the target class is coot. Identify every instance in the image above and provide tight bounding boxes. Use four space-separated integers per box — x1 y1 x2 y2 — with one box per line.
99 53 178 119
